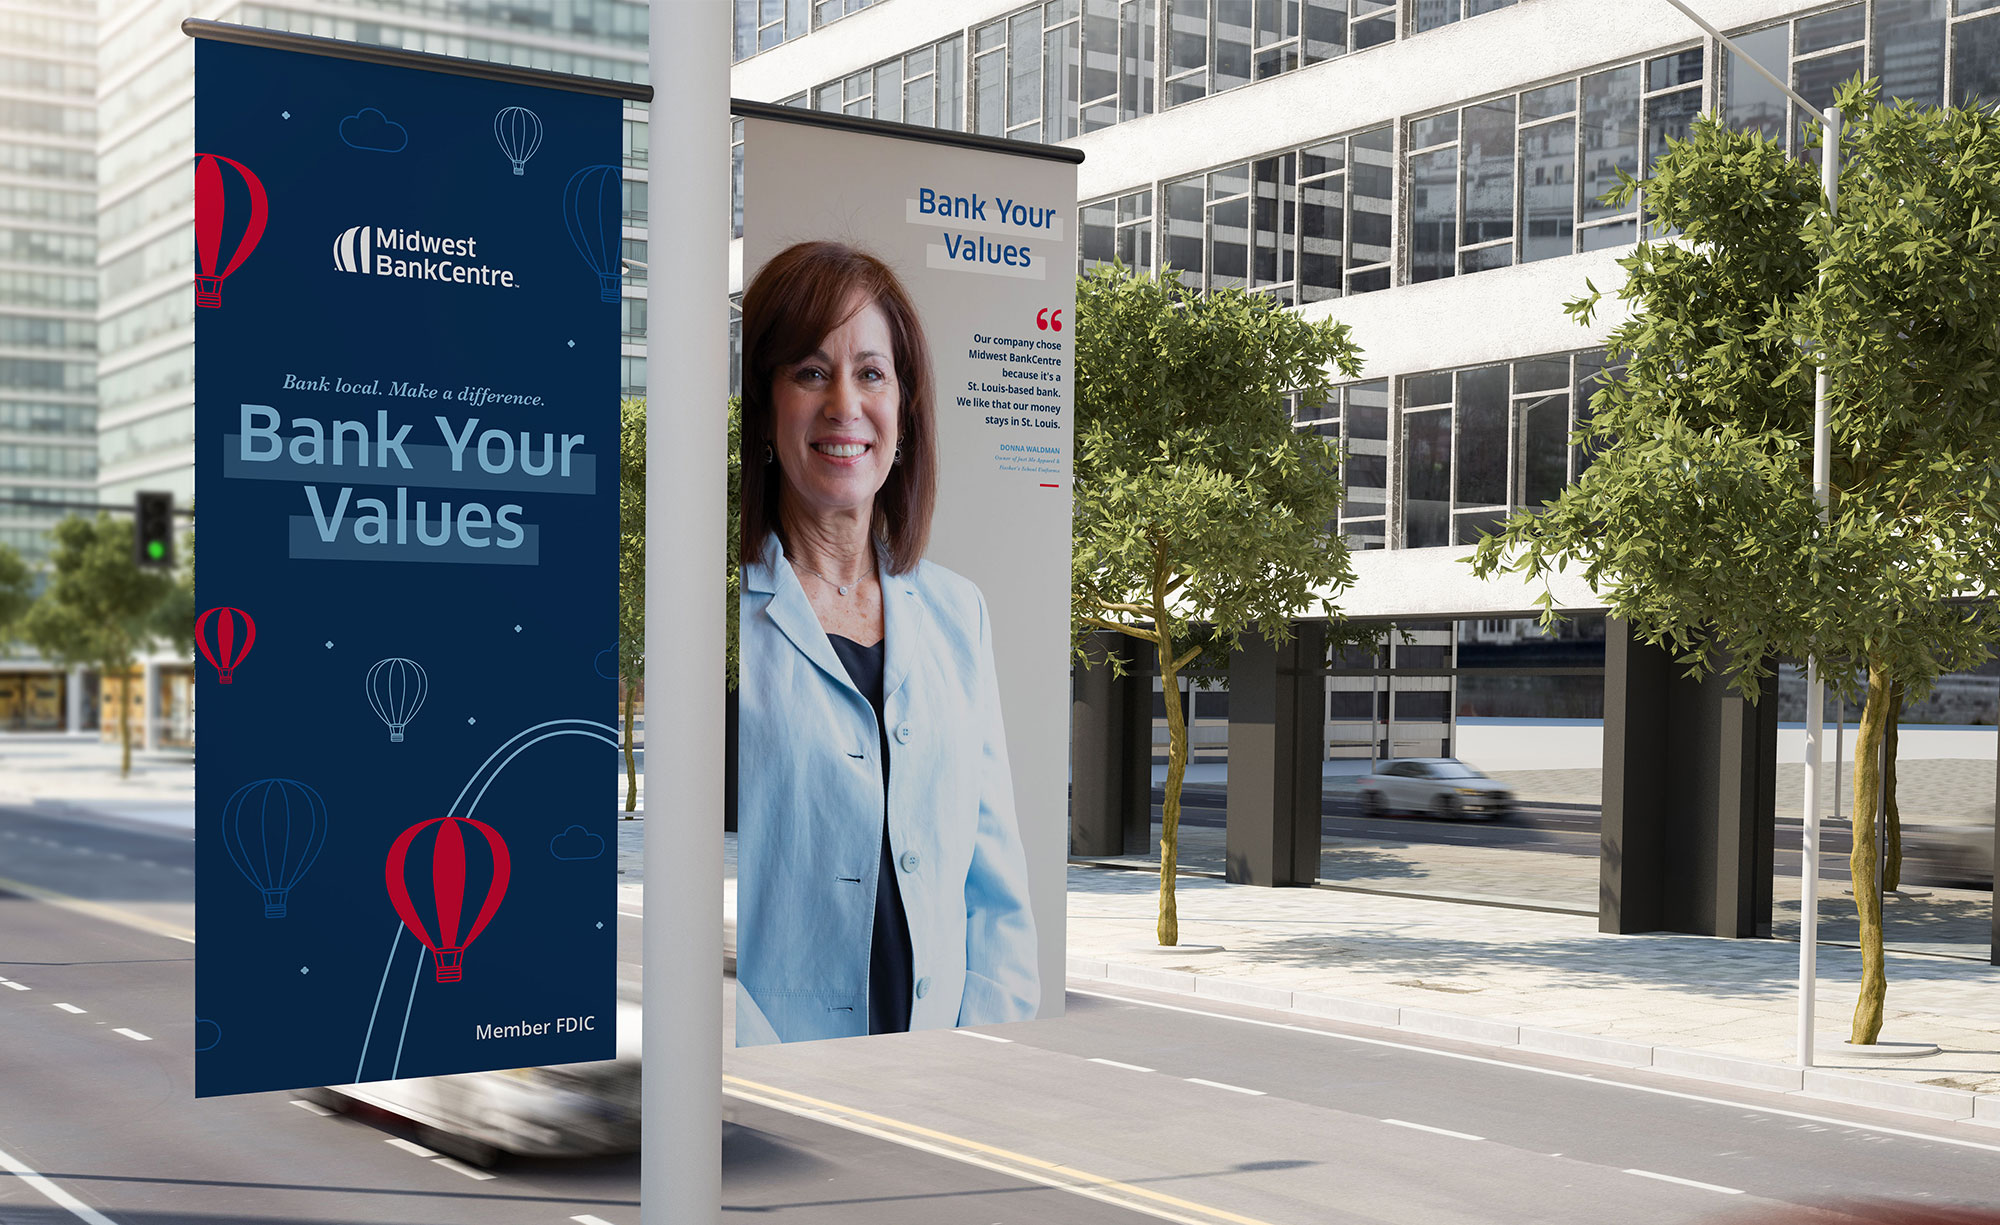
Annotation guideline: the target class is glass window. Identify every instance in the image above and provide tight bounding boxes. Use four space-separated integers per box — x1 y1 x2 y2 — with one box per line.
1454 364 1507 509
1520 116 1576 262
1402 407 1451 548
1460 98 1516 252
1874 0 1950 109
1725 25 1790 144
1518 391 1569 507
1953 12 2000 108
1796 4 1864 53
1580 65 1640 222
1407 148 1456 283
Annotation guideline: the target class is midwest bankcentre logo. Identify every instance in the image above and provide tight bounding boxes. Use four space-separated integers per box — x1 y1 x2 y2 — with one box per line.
332 225 520 288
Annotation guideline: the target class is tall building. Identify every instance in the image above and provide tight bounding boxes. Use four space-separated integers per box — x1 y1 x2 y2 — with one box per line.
93 0 650 512
0 0 97 565
726 0 2000 760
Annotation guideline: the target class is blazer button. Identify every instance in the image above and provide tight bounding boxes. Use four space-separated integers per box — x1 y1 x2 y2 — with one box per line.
898 851 921 873
914 976 931 999
893 721 913 743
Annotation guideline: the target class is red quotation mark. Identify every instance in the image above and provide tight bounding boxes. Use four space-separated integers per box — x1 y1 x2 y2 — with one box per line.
1036 308 1064 332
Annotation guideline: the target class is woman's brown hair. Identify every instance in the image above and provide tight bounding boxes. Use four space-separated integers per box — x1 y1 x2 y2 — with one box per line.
738 241 936 574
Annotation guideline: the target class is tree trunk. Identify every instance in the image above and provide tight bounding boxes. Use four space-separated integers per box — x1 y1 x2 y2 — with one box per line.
622 681 638 816
1882 680 1902 892
1848 658 1892 1045
1152 552 1183 947
118 669 132 779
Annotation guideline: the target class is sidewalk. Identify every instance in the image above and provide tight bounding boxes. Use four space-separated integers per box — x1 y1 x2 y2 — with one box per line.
0 733 194 828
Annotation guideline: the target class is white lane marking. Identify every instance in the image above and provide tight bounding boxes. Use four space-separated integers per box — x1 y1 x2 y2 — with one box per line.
573 1215 619 1225
1067 987 2000 1156
112 1028 150 1042
1088 1058 1155 1073
431 1157 495 1181
1624 1168 1744 1195
167 935 194 944
1185 1077 1264 1096
953 1029 1013 1043
290 1099 337 1117
52 1002 85 1014
0 1139 120 1225
1383 1118 1484 1142
386 1137 438 1158
3 980 30 991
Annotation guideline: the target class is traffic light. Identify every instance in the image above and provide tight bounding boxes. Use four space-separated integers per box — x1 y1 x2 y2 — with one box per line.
135 491 174 569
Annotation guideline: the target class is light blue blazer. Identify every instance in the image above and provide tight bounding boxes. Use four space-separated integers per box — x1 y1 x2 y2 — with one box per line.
736 535 1040 1045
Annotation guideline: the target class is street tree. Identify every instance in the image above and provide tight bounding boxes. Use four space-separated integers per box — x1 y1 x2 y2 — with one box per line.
22 516 175 777
619 398 644 813
1073 264 1362 945
1470 86 2000 1044
617 397 743 815
0 542 31 640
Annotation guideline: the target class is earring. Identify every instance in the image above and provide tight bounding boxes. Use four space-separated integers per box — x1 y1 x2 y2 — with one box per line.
763 443 774 464
893 443 902 464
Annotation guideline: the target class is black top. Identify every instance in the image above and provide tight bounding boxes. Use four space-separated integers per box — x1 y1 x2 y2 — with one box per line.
826 633 914 1035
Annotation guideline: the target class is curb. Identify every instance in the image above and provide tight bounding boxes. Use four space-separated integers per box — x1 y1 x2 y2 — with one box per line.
1066 958 1993 1127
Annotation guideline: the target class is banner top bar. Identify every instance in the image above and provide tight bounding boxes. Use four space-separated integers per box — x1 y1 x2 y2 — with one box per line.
732 98 1085 165
182 18 654 103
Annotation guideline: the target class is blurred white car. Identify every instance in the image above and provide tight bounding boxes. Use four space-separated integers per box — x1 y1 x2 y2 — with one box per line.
306 999 640 1166
1354 757 1516 820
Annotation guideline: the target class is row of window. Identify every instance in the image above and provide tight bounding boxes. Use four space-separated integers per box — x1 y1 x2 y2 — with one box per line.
102 227 185 305
0 54 94 95
0 357 92 393
0 12 94 54
0 443 94 479
1078 10 2000 295
0 140 93 183
98 287 188 357
97 347 187 415
1298 351 1615 552
1725 0 2000 151
0 228 92 270
0 486 98 522
97 405 190 470
0 268 92 309
0 401 94 436
781 0 1532 136
0 98 93 138
334 0 651 39
100 164 190 250
228 7 645 82
735 0 877 62
0 186 89 226
0 314 93 349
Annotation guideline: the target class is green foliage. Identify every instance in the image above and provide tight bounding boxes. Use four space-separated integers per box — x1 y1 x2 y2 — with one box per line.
22 515 175 775
1473 86 2000 701
1470 84 2000 1043
1072 265 1363 668
0 542 31 641
619 398 646 685
1073 263 1363 943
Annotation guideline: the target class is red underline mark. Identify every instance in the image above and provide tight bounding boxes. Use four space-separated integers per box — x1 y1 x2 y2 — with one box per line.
1040 483 1060 488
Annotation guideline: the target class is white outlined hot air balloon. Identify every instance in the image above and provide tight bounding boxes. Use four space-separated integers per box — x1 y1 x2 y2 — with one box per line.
493 106 543 176
365 657 428 743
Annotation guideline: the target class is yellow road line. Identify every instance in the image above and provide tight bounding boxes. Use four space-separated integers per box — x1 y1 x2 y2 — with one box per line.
0 875 194 944
724 1074 1285 1225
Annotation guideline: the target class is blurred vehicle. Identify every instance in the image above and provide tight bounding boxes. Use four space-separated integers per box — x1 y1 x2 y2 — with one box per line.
1353 757 1515 820
1897 818 1995 891
304 999 639 1166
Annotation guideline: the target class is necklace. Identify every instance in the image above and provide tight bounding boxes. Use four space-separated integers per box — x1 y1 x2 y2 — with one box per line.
789 556 869 597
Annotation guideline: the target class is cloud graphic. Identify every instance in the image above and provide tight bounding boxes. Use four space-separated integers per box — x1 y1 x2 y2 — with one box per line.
195 1018 222 1052
549 825 606 861
339 108 408 153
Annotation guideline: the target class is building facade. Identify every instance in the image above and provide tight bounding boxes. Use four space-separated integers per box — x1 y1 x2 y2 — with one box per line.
726 0 1998 764
0 0 98 567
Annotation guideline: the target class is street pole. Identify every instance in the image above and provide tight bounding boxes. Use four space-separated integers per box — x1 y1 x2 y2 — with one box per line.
644 2 728 1222
1657 0 1839 1069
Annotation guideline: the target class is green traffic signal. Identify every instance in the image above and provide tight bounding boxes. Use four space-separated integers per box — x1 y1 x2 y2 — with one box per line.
147 540 165 560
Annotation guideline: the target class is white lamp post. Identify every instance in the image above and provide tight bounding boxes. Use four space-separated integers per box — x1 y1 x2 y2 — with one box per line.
1657 0 1839 1069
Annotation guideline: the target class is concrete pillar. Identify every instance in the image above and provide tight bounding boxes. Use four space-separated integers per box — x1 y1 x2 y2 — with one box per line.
1071 631 1153 856
1600 618 1777 938
65 667 84 733
1224 622 1326 887
141 661 160 751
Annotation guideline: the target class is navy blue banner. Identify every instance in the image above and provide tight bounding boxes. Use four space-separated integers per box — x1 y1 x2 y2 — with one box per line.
193 36 622 1097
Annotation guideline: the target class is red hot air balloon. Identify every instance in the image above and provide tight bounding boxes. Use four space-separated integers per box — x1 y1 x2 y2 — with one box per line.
194 153 268 309
385 816 511 983
195 606 256 684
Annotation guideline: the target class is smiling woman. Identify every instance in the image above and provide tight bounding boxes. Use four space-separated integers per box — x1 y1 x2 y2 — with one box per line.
733 239 1038 1046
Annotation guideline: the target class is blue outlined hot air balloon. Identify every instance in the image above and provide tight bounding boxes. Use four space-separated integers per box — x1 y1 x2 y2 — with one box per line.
493 106 542 176
366 657 428 743
220 779 328 919
563 164 623 303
